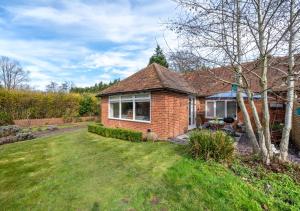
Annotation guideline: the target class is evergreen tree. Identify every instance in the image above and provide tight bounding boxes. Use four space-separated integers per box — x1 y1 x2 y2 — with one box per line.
148 45 169 68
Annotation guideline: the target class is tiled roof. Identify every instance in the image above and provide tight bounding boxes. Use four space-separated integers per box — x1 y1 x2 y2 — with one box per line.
99 56 300 97
183 55 300 96
99 63 195 96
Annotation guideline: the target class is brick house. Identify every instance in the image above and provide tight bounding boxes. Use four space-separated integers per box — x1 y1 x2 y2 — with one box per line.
98 58 291 140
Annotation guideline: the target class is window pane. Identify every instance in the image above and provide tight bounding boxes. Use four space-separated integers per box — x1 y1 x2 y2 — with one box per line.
135 101 150 121
135 93 150 99
121 102 133 119
216 101 225 118
206 102 214 117
110 102 119 118
109 96 119 102
121 95 133 101
227 101 237 118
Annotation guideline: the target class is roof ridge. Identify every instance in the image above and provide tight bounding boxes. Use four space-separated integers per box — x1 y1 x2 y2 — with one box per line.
152 63 168 88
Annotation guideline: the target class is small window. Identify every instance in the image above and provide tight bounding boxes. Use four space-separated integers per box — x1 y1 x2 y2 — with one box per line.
135 101 150 121
205 100 237 119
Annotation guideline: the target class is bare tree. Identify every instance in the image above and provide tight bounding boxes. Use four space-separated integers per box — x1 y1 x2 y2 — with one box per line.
170 0 263 154
168 50 208 72
280 0 300 161
0 56 29 89
46 82 59 93
170 0 299 163
59 81 74 93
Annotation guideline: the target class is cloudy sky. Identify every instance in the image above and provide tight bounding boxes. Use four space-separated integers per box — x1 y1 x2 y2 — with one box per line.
0 0 179 89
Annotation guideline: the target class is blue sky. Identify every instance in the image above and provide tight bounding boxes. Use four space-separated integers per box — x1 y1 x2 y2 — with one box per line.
0 0 178 89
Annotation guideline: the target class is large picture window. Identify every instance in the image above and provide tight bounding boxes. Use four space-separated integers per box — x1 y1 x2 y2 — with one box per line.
205 100 237 119
109 93 151 122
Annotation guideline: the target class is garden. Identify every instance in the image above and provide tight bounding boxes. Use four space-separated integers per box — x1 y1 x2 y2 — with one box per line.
0 125 300 210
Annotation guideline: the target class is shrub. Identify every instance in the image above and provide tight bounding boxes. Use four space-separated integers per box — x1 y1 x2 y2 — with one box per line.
188 130 234 162
88 124 142 142
0 112 13 126
79 95 97 116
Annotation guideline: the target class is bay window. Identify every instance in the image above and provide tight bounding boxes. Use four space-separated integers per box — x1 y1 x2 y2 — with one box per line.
109 93 151 122
205 100 237 119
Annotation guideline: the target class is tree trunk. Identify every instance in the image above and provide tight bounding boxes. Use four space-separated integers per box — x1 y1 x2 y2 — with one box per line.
237 89 260 153
247 90 269 163
235 0 260 154
260 55 273 158
280 0 295 161
257 0 272 161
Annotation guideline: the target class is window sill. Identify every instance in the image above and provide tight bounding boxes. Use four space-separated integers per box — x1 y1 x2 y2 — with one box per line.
108 117 151 124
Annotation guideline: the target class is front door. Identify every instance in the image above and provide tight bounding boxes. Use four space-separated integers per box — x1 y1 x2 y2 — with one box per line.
188 96 196 130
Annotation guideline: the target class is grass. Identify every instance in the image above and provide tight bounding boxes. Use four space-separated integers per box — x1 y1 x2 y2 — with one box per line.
0 129 299 210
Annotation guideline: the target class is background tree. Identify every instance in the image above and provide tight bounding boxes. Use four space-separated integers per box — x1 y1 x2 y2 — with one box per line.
148 45 169 68
59 81 74 93
0 56 29 89
70 79 120 94
46 82 59 93
168 50 208 72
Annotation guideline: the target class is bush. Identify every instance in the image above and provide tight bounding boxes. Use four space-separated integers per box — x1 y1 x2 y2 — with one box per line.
88 124 142 142
79 95 98 116
188 130 234 162
0 112 13 126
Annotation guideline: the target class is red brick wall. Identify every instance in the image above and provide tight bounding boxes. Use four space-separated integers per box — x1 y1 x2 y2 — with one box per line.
101 91 189 140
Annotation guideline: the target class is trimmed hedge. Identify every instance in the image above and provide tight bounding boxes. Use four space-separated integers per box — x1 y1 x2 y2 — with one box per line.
88 124 142 142
0 89 99 120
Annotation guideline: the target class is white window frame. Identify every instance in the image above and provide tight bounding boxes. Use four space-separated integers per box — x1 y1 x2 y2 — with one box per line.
205 100 237 119
108 93 151 123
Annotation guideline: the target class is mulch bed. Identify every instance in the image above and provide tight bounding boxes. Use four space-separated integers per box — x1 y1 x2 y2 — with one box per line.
32 125 87 138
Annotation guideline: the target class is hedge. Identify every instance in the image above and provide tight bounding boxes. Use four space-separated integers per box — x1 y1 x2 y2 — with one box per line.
88 124 143 142
0 89 99 120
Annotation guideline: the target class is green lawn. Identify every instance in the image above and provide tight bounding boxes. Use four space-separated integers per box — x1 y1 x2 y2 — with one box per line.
0 129 299 210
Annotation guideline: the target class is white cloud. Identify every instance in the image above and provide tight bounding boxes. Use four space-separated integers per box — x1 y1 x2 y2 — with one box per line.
7 0 177 43
0 0 180 90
